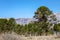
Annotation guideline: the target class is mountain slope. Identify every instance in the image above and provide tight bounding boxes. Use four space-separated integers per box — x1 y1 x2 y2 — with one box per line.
15 18 37 25
15 13 60 25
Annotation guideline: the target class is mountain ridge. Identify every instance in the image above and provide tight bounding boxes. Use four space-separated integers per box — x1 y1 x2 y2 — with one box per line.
15 13 60 25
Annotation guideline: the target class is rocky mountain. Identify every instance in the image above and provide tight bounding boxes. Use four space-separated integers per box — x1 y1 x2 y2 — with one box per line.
15 13 60 25
15 18 37 25
55 13 60 21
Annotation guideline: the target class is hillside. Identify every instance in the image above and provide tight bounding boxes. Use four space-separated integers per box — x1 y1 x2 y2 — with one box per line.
55 13 60 21
15 13 60 25
15 18 37 25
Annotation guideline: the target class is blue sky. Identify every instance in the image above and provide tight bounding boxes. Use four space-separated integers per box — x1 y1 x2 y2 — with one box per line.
0 0 60 18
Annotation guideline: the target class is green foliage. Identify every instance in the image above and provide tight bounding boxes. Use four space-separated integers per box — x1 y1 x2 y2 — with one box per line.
0 6 57 36
0 18 16 33
48 29 54 34
54 23 60 32
34 6 53 22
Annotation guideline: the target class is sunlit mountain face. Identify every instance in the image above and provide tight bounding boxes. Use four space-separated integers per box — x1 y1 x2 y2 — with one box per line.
55 13 60 21
54 13 60 23
15 18 38 25
15 13 60 25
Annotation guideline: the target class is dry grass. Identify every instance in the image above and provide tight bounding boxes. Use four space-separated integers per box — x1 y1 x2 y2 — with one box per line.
0 32 60 40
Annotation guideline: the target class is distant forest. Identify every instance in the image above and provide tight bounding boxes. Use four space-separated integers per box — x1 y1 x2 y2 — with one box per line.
0 6 60 36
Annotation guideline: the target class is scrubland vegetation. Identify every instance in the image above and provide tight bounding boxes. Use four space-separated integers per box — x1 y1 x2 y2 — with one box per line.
0 6 60 40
